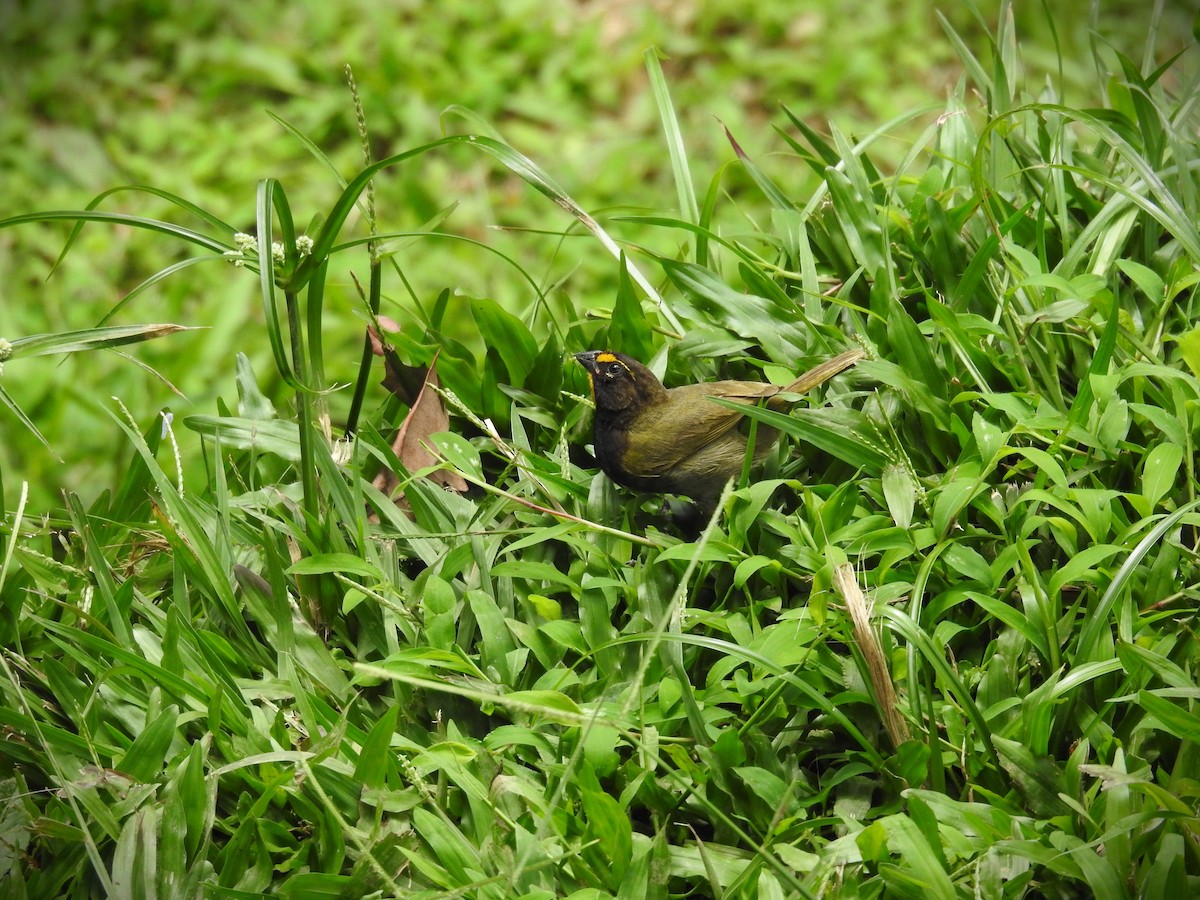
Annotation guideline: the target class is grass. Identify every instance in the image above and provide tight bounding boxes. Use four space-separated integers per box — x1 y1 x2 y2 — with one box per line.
3 2 1200 897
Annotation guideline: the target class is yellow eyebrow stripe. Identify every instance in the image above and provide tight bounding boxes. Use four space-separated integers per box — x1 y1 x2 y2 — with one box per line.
593 351 636 380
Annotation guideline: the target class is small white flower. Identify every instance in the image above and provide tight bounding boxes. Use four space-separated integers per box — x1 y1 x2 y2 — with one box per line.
223 250 246 267
272 242 286 264
295 235 313 256
0 337 11 361
233 232 258 251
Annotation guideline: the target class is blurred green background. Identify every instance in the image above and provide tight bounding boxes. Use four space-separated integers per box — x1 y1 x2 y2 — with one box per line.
1 0 1192 511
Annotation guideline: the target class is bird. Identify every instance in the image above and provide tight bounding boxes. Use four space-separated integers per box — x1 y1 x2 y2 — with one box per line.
574 347 864 524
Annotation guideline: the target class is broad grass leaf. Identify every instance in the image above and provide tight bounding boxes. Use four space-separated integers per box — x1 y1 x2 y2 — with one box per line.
491 560 580 591
825 165 886 276
471 296 537 386
1048 544 1123 597
411 807 475 885
353 705 400 789
526 593 563 620
429 432 481 483
276 873 354 897
537 619 587 655
185 416 302 461
503 690 584 719
287 554 383 578
1062 292 1120 445
604 255 652 364
922 196 969 297
870 289 950 420
882 464 917 529
1019 296 1091 326
112 808 158 900
891 740 931 788
578 762 632 889
1012 446 1069 488
1136 691 1200 742
1115 642 1195 690
159 771 188 893
860 815 957 900
1176 327 1200 378
420 574 458 651
659 259 808 362
1047 831 1126 900
1141 834 1188 899
582 724 622 779
525 330 565 400
1141 443 1182 508
941 543 991 585
970 413 1006 466
1116 258 1164 301
118 706 180 782
966 591 1048 665
734 555 781 589
993 736 1072 818
734 766 788 808
176 740 213 862
729 403 888 475
1095 395 1130 451
932 468 984 536
655 542 733 564
467 589 516 678
234 352 277 420
506 619 557 669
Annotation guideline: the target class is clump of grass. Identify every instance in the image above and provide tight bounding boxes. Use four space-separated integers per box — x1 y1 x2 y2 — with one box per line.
2 7 1199 898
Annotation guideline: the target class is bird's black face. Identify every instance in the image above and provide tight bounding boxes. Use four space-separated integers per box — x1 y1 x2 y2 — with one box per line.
574 350 662 413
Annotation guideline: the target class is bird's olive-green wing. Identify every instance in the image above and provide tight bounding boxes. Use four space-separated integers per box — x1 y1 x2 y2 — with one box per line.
619 382 780 477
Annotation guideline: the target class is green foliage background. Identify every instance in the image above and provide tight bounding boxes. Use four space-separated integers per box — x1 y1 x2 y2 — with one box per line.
2 1 1200 898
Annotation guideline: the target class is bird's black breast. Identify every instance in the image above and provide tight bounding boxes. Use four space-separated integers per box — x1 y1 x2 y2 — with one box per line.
591 408 661 493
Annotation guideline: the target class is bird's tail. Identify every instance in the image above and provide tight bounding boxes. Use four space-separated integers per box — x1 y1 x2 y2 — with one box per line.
783 347 866 395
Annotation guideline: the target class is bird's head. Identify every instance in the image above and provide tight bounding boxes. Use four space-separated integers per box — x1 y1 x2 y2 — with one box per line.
574 350 667 413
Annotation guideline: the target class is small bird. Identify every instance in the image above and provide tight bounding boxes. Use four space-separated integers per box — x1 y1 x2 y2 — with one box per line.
574 347 864 522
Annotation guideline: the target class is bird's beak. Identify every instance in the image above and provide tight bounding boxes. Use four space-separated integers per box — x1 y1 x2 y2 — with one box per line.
573 351 601 373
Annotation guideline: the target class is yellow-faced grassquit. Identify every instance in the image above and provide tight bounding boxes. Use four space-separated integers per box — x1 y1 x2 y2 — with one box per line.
575 347 864 520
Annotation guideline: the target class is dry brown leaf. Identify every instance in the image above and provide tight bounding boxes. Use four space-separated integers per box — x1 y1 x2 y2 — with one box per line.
372 350 468 499
368 317 426 404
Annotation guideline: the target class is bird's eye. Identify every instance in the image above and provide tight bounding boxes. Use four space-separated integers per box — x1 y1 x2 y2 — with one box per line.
606 362 625 378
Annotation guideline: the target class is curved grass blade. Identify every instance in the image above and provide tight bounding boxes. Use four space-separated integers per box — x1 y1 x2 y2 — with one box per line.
645 47 700 234
1076 499 1200 662
0 210 227 256
38 184 235 280
94 256 227 327
289 134 681 332
880 604 1002 775
10 323 194 358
